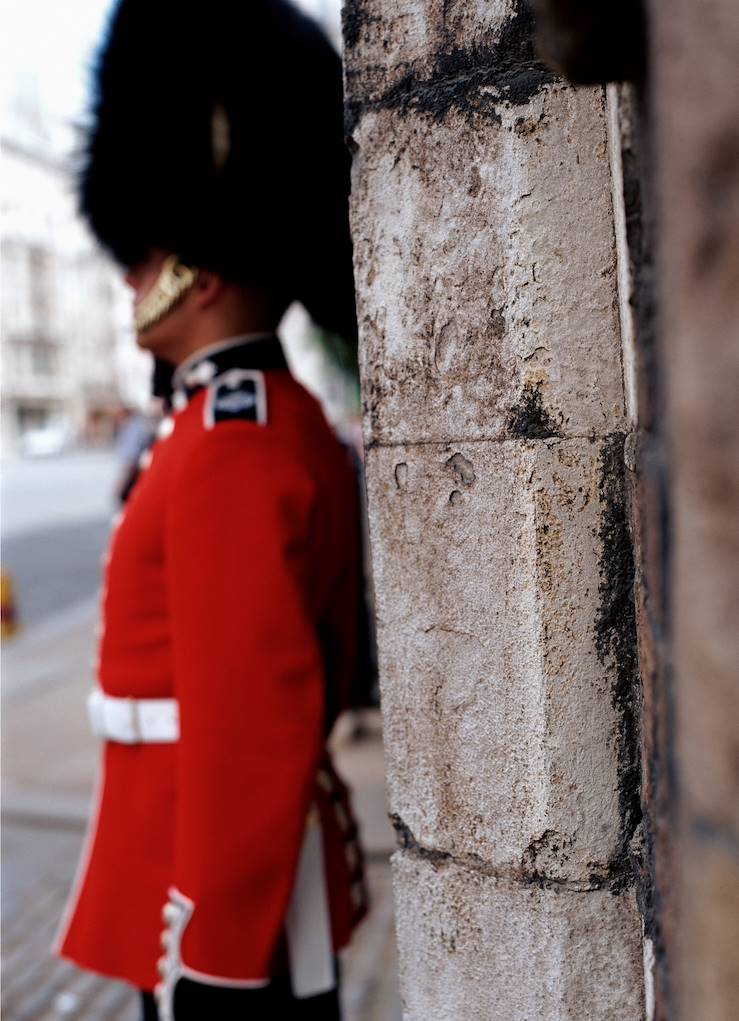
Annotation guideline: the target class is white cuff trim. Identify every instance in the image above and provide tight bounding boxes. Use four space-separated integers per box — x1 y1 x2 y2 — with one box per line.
156 888 193 1021
155 887 271 1020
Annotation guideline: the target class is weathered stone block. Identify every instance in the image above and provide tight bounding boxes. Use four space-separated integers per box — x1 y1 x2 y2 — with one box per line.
367 436 630 878
344 0 529 107
392 853 645 1020
350 86 626 446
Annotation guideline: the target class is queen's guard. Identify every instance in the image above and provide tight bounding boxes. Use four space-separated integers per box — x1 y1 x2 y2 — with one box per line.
55 2 367 1018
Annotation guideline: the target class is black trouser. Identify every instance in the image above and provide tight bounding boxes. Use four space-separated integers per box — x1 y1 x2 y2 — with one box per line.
141 977 341 1020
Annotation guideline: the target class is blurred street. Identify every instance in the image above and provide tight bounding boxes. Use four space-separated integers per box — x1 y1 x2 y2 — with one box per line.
1 452 119 631
2 453 401 1021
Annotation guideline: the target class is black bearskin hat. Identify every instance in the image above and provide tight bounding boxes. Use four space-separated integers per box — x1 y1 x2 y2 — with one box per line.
80 0 356 344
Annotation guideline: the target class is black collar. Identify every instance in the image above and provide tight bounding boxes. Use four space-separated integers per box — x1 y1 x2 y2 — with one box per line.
171 334 288 408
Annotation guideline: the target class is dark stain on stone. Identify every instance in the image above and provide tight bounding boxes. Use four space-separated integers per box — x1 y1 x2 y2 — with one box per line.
341 0 378 51
596 433 642 894
394 462 409 490
467 165 482 197
392 814 639 893
446 452 476 487
520 829 573 882
489 307 506 338
506 382 563 439
344 4 559 134
391 814 453 868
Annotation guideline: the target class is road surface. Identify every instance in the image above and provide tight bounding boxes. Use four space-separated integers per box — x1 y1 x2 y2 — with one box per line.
1 451 118 631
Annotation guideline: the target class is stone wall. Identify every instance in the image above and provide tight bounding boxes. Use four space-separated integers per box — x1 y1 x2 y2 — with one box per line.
649 2 739 1018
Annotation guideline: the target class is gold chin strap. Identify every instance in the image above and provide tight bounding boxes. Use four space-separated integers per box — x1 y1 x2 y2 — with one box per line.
133 256 199 333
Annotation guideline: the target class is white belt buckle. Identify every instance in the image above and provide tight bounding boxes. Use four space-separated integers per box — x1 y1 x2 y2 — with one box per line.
87 688 141 743
87 688 179 744
124 696 141 744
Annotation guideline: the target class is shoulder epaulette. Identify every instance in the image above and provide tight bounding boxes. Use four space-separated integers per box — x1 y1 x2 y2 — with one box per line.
203 369 267 429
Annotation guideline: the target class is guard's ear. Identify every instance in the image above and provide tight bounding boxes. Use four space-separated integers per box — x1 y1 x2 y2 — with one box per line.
193 270 224 310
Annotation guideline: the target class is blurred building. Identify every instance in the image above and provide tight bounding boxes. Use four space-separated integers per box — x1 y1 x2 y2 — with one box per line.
1 87 150 457
1 0 352 462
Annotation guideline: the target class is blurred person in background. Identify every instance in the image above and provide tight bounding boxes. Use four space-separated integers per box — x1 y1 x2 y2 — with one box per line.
54 2 367 1019
113 405 154 504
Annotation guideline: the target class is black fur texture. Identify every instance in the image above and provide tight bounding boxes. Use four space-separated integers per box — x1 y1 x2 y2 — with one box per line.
80 0 356 343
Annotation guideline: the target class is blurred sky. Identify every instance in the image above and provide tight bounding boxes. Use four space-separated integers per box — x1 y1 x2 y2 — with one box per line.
0 0 110 124
0 0 341 128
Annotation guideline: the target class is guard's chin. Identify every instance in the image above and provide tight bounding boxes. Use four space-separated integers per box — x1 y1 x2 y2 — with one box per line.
134 321 165 355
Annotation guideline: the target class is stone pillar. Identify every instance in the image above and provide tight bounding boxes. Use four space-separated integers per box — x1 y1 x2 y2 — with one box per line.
344 2 646 1017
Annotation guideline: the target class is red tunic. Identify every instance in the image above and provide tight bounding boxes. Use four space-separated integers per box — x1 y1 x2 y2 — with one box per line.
57 336 366 993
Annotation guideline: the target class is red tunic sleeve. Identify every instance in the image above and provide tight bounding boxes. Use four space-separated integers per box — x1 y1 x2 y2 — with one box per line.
163 420 325 983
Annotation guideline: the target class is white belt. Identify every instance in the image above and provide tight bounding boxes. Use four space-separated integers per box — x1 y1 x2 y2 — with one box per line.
87 688 180 744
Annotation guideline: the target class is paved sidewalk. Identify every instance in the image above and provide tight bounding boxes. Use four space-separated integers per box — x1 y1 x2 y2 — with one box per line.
2 603 402 1020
